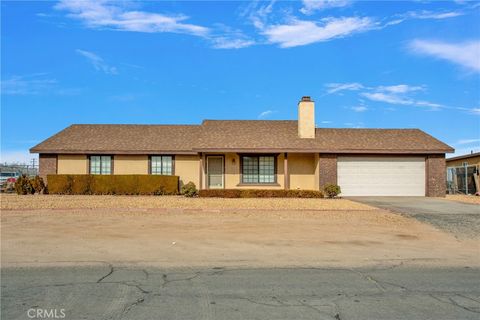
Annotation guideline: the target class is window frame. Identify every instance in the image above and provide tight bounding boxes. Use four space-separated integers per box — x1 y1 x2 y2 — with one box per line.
148 155 175 175
239 154 278 185
88 155 113 175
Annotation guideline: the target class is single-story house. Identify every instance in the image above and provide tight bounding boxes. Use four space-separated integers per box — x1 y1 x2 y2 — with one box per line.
446 152 480 168
446 152 480 195
30 97 454 196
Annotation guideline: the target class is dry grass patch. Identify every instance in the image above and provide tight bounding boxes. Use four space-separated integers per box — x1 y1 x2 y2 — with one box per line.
445 195 480 205
0 194 375 211
2 207 478 268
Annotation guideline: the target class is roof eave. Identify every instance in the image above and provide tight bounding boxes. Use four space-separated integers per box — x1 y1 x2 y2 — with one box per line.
193 148 454 154
30 149 198 155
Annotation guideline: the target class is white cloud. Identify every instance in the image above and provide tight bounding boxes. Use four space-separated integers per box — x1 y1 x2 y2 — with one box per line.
326 82 441 109
409 40 480 73
325 82 443 110
211 37 255 49
351 105 368 112
0 150 38 165
361 84 442 109
320 120 333 124
361 92 442 109
1 74 57 95
406 10 464 20
76 49 118 75
57 1 254 50
456 107 480 115
377 84 424 94
258 110 276 119
243 1 276 30
325 82 364 94
55 0 209 36
457 139 480 145
209 25 255 49
300 0 351 15
262 16 375 48
361 92 413 105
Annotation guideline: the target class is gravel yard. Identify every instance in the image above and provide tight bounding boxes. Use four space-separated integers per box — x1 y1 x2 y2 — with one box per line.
446 195 480 205
0 194 374 210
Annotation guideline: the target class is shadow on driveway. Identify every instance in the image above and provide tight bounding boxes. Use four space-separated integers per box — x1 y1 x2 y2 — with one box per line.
349 197 480 239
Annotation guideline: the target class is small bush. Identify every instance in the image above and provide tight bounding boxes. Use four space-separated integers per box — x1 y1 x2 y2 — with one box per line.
14 175 35 195
199 189 323 198
181 182 198 197
31 176 46 194
323 184 341 198
153 186 166 195
47 174 179 195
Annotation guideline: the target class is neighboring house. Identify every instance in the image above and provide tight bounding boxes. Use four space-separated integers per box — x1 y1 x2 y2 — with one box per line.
446 152 480 195
30 97 454 196
446 152 480 168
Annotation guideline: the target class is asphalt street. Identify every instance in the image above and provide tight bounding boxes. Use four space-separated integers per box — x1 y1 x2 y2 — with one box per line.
2 265 479 320
350 197 480 238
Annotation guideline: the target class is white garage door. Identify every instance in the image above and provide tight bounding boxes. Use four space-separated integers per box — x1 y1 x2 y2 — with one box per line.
337 157 426 196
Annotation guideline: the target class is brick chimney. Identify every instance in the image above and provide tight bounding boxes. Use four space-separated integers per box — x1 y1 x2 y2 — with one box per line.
298 96 315 139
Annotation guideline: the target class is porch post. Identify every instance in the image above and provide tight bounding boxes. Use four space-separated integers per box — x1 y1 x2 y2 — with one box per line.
284 152 289 190
201 153 207 189
199 153 204 190
314 153 320 190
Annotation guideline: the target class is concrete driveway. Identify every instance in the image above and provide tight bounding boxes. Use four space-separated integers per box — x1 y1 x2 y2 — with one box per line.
350 197 480 238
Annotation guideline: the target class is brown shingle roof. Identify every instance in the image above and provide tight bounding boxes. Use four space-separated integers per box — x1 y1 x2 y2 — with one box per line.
30 121 454 154
446 152 480 161
196 120 453 153
30 124 200 154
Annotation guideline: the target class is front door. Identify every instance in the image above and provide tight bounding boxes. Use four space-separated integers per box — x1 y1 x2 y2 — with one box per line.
207 156 224 189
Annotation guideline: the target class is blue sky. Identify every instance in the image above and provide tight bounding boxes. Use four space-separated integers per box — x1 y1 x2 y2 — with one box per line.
1 0 479 163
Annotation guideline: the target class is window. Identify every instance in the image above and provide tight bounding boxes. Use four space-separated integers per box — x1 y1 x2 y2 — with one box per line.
241 155 275 184
89 156 112 175
150 156 173 175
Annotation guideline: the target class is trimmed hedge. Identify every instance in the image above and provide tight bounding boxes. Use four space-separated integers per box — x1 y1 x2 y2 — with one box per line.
47 174 179 195
199 189 324 198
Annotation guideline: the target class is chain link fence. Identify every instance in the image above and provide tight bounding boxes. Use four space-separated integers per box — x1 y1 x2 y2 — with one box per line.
446 164 479 195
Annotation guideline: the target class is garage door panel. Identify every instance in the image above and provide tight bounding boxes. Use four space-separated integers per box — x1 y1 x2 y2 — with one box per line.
337 157 426 196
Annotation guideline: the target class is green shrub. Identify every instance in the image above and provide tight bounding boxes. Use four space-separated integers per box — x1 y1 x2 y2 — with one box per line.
181 182 198 197
14 175 34 195
47 174 179 195
323 184 341 198
198 189 323 198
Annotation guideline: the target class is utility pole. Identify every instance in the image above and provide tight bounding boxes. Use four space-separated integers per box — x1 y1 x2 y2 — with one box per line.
464 162 468 195
31 158 37 176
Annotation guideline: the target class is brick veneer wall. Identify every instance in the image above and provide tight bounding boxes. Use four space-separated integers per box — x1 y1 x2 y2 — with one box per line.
426 154 446 197
318 154 337 188
39 154 57 183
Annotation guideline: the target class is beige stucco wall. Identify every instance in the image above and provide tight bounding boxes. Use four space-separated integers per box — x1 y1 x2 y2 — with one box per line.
175 155 200 188
288 153 316 190
114 155 148 174
57 155 87 174
447 156 480 168
223 153 285 189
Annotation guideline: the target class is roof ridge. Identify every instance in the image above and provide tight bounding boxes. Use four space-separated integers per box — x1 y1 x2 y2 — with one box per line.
70 124 201 127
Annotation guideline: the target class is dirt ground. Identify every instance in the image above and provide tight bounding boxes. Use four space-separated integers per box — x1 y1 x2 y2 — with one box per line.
446 194 480 205
0 194 374 210
2 205 478 269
